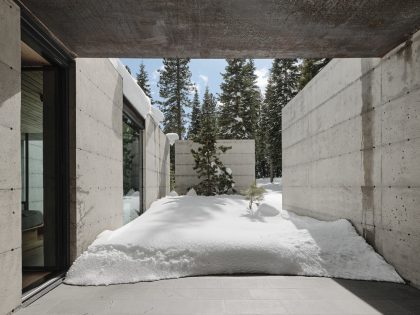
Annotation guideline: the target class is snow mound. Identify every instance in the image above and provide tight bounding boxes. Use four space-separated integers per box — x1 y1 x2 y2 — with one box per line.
257 203 280 217
168 190 179 197
186 188 197 196
65 181 403 286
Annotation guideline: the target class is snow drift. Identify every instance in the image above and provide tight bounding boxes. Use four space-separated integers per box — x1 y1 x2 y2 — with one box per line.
65 178 403 285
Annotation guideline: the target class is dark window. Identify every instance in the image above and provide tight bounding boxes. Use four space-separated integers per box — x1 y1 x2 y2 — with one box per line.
123 101 145 224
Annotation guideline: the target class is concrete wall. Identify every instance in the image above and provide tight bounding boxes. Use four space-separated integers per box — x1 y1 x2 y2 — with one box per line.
175 140 255 194
144 117 170 209
282 30 420 287
0 1 21 314
69 58 124 261
68 57 171 260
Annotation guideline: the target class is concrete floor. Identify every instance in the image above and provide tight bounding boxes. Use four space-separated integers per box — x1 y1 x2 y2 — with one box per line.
17 276 420 315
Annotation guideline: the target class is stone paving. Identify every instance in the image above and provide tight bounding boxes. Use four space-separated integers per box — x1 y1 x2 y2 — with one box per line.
17 276 420 315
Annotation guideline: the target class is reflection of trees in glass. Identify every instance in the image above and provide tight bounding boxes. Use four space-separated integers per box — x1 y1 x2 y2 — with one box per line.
123 118 139 195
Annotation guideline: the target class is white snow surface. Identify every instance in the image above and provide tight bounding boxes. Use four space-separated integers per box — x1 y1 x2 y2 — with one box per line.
109 59 151 119
166 133 179 145
65 178 403 285
186 188 197 196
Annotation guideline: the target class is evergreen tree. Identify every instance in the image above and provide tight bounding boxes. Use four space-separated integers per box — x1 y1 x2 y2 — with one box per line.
125 65 132 74
255 100 270 178
265 59 300 182
191 87 234 195
218 59 261 139
187 87 201 141
136 63 152 100
298 58 330 90
218 59 247 139
241 59 261 139
158 58 193 139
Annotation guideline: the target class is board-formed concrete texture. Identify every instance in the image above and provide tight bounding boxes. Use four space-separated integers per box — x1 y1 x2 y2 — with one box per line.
0 0 22 314
16 276 420 315
175 140 255 194
282 29 420 288
69 58 124 261
144 117 170 209
17 0 420 58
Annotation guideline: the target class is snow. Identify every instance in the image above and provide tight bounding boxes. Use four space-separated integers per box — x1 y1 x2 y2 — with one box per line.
234 116 243 123
186 188 197 196
166 133 179 145
257 202 280 217
168 190 179 197
65 178 403 286
150 106 164 123
109 59 151 119
226 167 232 175
109 59 164 125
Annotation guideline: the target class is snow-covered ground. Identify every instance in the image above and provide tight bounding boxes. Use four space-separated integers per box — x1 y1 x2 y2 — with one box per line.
65 178 403 285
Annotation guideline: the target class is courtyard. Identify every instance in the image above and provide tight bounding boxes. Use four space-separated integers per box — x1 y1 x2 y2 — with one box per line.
18 276 420 314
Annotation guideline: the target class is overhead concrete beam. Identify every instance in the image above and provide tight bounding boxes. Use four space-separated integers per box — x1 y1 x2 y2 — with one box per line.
18 0 420 58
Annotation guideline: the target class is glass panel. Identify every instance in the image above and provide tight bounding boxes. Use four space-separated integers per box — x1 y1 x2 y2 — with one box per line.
123 115 143 224
21 71 45 270
21 68 61 291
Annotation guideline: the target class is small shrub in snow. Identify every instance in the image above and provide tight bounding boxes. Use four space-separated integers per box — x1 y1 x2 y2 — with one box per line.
243 182 266 215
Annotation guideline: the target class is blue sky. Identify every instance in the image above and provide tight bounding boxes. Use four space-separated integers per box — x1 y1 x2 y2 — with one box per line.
121 59 273 102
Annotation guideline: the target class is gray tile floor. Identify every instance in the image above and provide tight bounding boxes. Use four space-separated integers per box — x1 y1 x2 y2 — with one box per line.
17 276 420 315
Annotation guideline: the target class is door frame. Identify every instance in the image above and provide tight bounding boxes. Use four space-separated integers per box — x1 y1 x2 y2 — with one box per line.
20 6 73 298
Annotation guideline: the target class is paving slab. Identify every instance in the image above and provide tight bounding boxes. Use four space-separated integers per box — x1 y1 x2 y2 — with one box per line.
17 276 420 315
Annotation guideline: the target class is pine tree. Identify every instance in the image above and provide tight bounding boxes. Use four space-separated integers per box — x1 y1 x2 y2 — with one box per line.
298 59 330 90
244 183 266 214
218 59 247 139
158 58 193 139
136 63 152 100
187 87 201 141
255 100 270 178
191 87 234 196
241 59 261 139
265 59 299 182
125 65 132 74
218 59 261 140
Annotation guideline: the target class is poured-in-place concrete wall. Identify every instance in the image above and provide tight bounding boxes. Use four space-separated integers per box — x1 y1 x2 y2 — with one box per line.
144 117 170 209
69 58 170 260
69 58 124 261
0 1 21 313
282 30 420 287
175 140 255 194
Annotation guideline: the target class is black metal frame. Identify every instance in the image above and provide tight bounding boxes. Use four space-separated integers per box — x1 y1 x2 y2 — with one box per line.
123 97 146 129
20 7 73 294
123 98 145 214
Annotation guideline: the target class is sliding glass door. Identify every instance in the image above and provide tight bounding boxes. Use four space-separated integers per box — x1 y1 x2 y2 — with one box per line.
21 25 70 292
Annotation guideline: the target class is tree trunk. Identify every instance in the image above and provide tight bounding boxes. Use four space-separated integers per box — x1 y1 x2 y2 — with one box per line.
269 157 274 183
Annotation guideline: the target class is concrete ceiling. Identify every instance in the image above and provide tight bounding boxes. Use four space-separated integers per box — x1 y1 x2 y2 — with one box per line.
20 0 420 58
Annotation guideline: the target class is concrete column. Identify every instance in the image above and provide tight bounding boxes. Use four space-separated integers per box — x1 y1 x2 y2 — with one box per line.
0 0 22 313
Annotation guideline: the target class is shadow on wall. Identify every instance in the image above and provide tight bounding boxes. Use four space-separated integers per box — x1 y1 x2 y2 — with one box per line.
332 278 420 314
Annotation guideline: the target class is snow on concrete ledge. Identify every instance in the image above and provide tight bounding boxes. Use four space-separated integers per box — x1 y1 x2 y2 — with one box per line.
110 58 157 122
